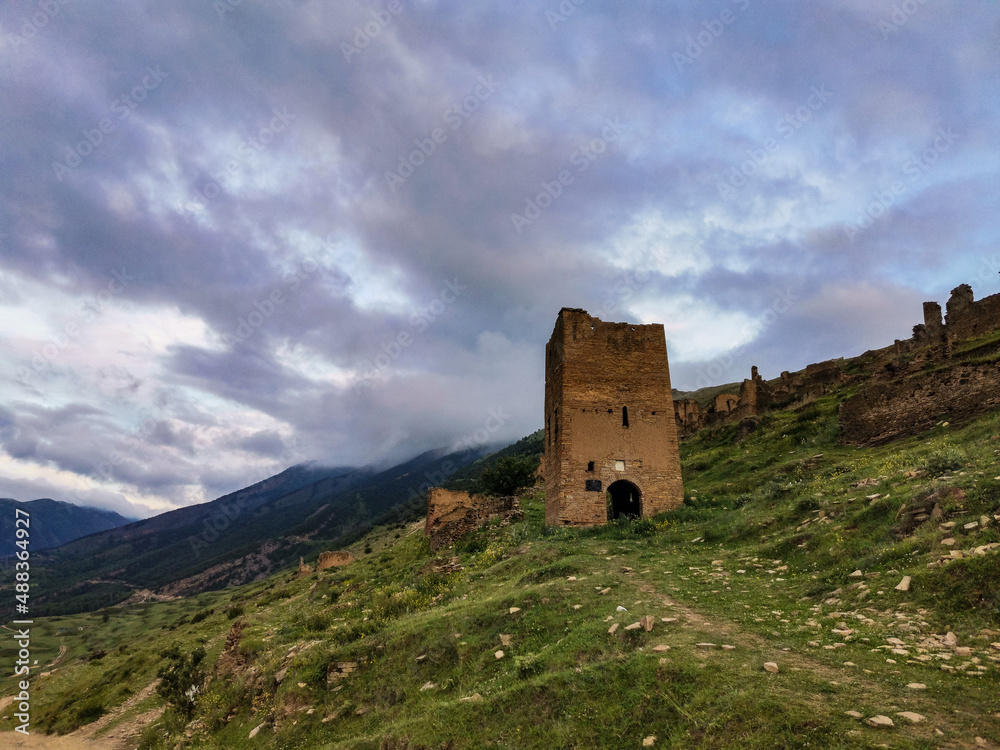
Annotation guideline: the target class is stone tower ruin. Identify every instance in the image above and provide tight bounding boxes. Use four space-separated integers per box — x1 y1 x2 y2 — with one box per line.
542 308 684 526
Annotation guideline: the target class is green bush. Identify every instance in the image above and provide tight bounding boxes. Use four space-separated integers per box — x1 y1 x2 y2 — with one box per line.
156 646 206 718
923 447 965 476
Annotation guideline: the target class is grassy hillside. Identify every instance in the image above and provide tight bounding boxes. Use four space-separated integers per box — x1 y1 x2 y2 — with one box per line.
14 447 487 618
2 398 999 748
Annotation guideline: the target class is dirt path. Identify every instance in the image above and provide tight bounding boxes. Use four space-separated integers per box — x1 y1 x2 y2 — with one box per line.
636 578 995 750
0 680 161 750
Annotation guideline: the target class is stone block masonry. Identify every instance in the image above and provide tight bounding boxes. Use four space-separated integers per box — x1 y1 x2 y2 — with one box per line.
424 488 522 552
839 363 1000 446
543 308 684 526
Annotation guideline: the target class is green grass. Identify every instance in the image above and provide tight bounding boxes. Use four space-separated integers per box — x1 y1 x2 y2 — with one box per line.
3 397 1000 748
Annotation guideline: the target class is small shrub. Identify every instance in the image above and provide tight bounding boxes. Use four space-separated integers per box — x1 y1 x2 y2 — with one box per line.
227 605 245 620
923 447 965 476
157 646 207 718
189 608 213 624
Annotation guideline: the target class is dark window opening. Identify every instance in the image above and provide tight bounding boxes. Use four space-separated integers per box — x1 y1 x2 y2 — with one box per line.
607 480 641 520
587 461 595 472
585 479 602 491
622 406 629 428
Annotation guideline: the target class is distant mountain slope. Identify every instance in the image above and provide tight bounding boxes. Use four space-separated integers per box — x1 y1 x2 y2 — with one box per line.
0 498 133 556
23 447 489 616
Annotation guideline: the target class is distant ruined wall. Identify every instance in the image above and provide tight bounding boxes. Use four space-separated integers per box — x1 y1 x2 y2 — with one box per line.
943 284 1000 344
839 363 1000 446
317 551 354 570
424 488 522 552
674 281 1000 445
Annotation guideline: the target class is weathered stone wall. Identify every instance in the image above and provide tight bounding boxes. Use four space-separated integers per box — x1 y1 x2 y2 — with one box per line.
674 399 702 435
543 308 684 526
713 393 739 414
424 488 521 551
944 284 1000 344
317 551 354 570
839 363 1000 445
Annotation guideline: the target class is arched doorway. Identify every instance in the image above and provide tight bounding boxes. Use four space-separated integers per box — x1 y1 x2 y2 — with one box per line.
607 480 641 520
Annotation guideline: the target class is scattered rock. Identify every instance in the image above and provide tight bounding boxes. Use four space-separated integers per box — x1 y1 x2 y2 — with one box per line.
906 682 927 690
420 681 436 691
696 643 716 650
509 607 521 614
249 724 266 738
641 615 655 632
274 667 288 684
494 650 505 660
944 632 959 647
617 606 628 612
954 646 972 657
722 645 736 651
500 634 512 646
849 570 864 578
653 645 670 653
866 715 894 728
895 576 911 592
599 588 611 595
662 617 679 624
625 622 642 631
845 711 863 718
763 662 779 673
896 711 925 723
608 623 619 635
460 693 483 702
643 736 656 747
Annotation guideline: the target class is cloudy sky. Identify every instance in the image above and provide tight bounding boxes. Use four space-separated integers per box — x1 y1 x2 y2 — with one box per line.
1 1 998 518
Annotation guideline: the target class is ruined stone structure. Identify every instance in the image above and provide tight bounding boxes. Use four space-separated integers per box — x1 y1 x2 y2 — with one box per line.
839 363 1000 446
424 488 522 551
317 551 354 570
672 281 1000 446
543 308 684 526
